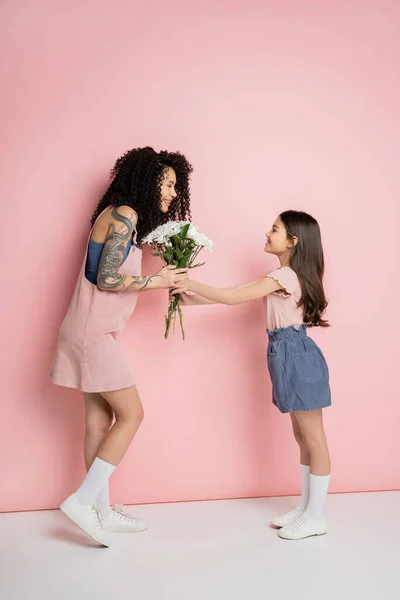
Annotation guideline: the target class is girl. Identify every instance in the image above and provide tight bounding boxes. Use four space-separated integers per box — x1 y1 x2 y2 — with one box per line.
173 210 331 540
50 147 192 547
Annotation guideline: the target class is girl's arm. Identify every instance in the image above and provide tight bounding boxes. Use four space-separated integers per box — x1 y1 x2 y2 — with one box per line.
175 276 283 305
171 291 216 306
96 206 187 292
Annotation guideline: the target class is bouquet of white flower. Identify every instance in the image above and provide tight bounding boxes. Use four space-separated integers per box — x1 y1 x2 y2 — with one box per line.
143 222 213 339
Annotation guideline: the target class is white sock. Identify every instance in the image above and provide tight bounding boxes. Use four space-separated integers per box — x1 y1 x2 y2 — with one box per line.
299 464 311 509
75 457 115 506
96 483 112 519
306 474 330 520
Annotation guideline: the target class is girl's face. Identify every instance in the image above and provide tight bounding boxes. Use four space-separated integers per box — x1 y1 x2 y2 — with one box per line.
160 168 177 213
265 217 296 256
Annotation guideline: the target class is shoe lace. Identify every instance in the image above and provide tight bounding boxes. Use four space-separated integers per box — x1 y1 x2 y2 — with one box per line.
291 512 310 529
112 504 138 523
286 507 302 518
91 505 103 529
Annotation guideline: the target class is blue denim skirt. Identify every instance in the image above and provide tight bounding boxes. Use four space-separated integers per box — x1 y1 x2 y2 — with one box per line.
267 325 331 414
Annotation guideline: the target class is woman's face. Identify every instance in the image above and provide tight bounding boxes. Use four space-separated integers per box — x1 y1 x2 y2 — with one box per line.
160 168 177 213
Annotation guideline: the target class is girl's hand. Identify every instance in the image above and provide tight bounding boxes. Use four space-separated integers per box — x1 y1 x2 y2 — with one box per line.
169 287 192 305
170 278 191 294
170 285 216 306
156 266 189 289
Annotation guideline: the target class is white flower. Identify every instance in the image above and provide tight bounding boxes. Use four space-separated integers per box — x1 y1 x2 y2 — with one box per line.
186 225 213 251
196 234 214 251
142 221 181 245
143 221 213 251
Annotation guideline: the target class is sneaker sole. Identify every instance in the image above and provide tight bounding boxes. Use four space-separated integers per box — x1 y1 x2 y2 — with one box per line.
278 529 328 540
60 503 111 547
103 527 148 534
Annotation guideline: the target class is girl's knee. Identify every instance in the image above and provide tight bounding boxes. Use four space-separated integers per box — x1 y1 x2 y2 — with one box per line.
302 430 326 451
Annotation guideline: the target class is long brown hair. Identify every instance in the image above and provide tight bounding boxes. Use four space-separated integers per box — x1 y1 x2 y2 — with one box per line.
279 210 329 327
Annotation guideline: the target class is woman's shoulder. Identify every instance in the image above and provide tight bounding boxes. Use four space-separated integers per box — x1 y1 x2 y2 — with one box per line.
91 205 138 242
113 205 138 220
102 205 138 225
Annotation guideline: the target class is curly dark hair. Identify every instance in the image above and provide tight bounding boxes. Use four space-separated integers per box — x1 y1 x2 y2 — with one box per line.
90 147 193 245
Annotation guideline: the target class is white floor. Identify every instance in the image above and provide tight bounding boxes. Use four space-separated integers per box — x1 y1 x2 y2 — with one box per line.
0 491 399 600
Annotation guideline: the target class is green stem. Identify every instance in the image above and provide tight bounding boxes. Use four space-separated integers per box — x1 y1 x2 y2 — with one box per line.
188 245 202 267
177 301 185 340
164 295 180 339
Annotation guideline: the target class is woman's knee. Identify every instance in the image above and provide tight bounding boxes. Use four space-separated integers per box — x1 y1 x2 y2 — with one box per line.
85 407 113 437
101 387 144 431
115 400 144 429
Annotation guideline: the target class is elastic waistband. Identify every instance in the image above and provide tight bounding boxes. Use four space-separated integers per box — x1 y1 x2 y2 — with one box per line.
267 324 308 341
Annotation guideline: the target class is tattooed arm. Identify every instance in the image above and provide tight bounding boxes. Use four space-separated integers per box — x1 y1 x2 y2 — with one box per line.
97 206 187 292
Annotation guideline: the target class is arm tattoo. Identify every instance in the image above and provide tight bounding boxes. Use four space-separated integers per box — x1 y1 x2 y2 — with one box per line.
97 207 158 291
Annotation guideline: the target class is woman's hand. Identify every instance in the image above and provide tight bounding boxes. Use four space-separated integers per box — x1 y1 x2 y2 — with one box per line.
156 266 189 289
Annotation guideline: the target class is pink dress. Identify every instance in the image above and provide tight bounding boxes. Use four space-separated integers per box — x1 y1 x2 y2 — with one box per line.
50 213 142 393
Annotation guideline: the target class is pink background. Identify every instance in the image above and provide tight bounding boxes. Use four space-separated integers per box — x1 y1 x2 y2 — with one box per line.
1 0 399 512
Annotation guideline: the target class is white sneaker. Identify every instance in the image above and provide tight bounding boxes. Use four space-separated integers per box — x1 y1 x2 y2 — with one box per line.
278 511 327 540
100 504 148 533
270 506 304 528
60 494 111 547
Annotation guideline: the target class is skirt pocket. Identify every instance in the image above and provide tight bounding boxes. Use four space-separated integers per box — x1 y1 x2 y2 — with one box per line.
267 341 283 380
292 349 323 384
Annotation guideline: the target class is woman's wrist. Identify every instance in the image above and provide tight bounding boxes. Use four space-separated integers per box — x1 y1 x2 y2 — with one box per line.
155 274 169 289
142 274 164 290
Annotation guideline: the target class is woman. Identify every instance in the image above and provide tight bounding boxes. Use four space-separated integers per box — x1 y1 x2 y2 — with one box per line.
50 147 193 546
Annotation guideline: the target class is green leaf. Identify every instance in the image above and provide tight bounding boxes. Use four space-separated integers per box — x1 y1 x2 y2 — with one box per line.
172 235 183 247
179 224 191 238
163 250 174 264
